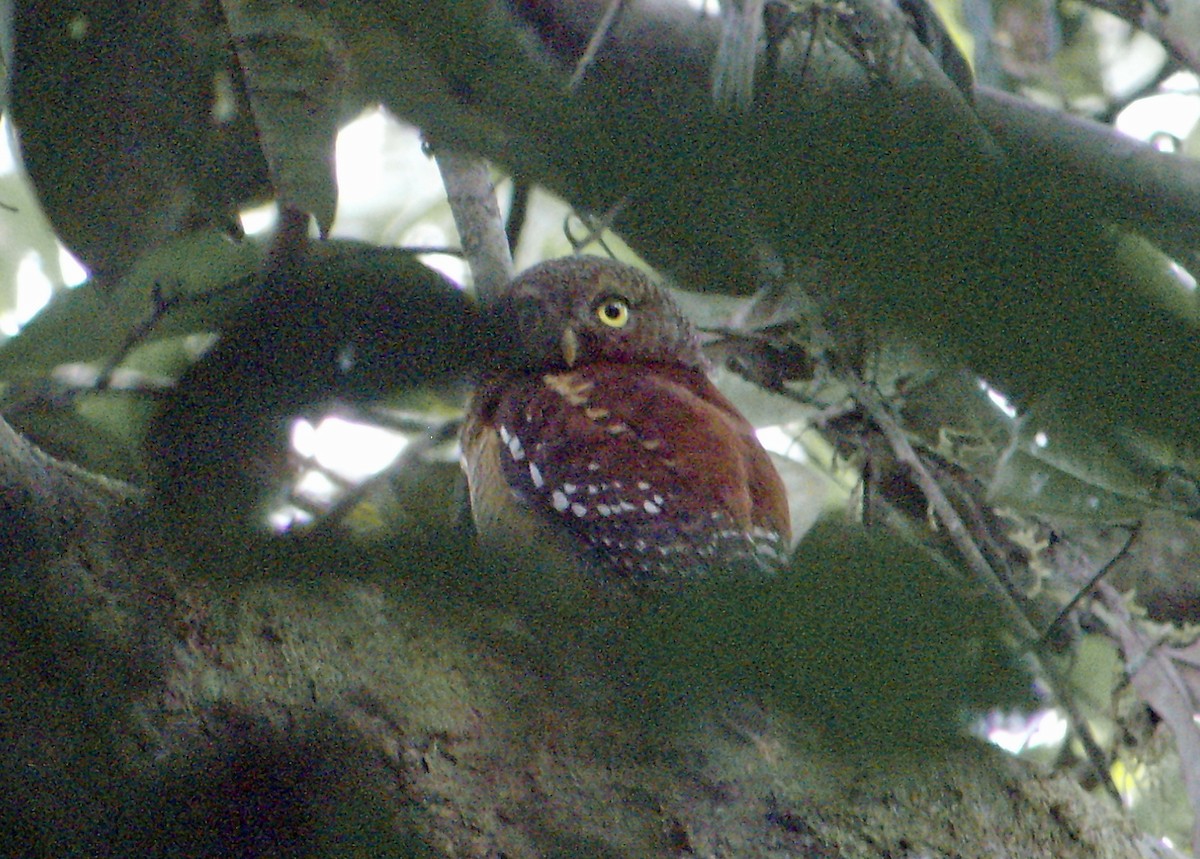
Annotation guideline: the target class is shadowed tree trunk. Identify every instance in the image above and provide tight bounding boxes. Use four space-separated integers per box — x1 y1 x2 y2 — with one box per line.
0 415 1164 856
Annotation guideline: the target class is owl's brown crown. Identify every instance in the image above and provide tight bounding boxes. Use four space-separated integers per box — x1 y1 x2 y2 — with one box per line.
496 256 706 373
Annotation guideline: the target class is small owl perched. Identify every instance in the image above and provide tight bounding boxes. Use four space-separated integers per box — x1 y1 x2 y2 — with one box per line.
461 256 791 586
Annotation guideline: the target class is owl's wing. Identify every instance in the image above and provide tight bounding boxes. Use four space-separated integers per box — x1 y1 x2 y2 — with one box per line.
490 364 790 583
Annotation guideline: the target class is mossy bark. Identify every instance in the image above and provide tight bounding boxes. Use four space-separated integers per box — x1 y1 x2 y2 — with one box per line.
0 418 1160 857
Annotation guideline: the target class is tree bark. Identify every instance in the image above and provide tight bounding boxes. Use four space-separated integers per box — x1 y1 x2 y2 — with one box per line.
0 416 1170 857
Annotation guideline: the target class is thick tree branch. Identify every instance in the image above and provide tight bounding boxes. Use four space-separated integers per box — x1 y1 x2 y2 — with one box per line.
0 409 1166 856
976 86 1200 269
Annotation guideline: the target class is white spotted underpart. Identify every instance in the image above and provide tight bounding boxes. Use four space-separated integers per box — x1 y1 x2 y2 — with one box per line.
492 375 788 582
499 424 525 461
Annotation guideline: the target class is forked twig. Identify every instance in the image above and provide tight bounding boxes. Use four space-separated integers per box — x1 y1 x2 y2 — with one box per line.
564 199 628 256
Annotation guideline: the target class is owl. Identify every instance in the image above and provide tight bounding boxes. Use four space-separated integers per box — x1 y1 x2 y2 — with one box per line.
461 256 791 586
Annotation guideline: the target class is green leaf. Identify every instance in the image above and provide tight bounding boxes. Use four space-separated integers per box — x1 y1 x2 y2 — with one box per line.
0 231 262 379
10 2 269 281
222 1 347 235
4 396 146 481
988 407 1191 521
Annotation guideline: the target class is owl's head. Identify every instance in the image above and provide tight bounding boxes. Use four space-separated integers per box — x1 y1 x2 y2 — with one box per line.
499 256 705 372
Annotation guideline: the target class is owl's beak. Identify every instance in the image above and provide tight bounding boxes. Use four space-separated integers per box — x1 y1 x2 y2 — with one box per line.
560 326 579 367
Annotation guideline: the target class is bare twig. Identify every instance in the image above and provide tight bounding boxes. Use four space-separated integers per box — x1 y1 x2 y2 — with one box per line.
569 0 628 91
1097 580 1200 854
564 199 628 256
94 283 186 390
433 149 513 304
1041 525 1138 647
311 416 462 533
844 373 1040 641
505 180 531 254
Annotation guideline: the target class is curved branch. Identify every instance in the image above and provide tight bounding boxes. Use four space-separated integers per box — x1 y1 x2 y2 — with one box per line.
976 87 1200 267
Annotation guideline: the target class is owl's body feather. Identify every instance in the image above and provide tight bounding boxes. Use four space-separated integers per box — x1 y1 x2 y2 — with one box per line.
462 257 791 585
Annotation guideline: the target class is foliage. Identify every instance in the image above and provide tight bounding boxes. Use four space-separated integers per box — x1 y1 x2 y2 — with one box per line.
3 0 1200 854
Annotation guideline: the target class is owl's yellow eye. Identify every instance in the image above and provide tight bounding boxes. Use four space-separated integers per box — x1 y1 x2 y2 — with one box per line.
595 297 630 328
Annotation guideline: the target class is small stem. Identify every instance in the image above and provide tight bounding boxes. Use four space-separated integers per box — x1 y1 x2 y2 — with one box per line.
568 0 627 90
846 373 1040 642
433 149 514 304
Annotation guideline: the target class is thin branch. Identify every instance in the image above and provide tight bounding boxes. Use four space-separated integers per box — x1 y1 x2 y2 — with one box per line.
433 148 513 304
568 0 627 91
504 180 531 254
844 373 1040 642
1097 579 1200 854
310 417 462 534
95 282 189 390
564 199 628 256
1041 525 1138 647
